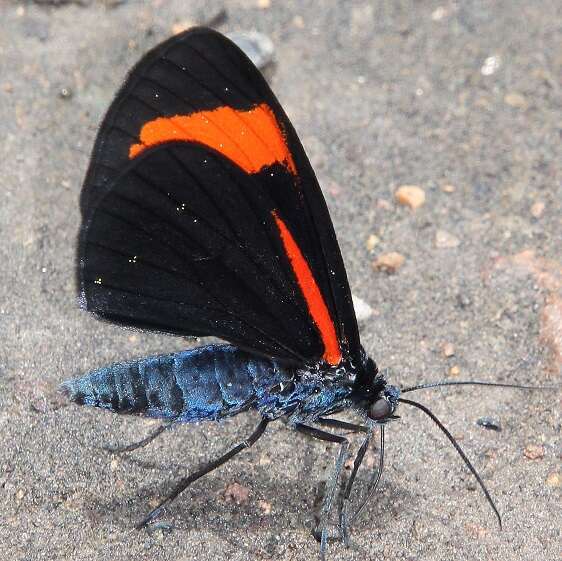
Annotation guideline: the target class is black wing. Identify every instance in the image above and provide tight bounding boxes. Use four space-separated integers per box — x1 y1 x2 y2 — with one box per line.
79 27 360 367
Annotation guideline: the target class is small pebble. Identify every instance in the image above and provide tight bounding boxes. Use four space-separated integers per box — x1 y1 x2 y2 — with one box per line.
504 92 527 109
366 234 380 251
227 31 275 70
58 86 73 99
258 454 271 466
292 15 305 28
258 500 272 515
442 342 455 357
476 416 502 432
373 252 405 273
449 365 460 377
223 482 250 504
15 489 25 501
484 448 498 460
171 20 195 35
435 229 460 248
128 334 138 343
352 294 373 323
457 293 472 309
431 7 447 21
30 396 48 413
465 523 488 539
481 55 501 76
395 185 426 209
376 199 393 211
545 471 561 488
256 0 271 8
530 201 545 219
523 444 545 460
441 184 455 193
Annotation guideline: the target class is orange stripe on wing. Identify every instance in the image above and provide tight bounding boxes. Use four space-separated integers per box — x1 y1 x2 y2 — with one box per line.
129 103 296 175
272 211 341 366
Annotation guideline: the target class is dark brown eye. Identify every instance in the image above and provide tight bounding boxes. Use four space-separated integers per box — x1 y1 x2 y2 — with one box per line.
369 398 391 420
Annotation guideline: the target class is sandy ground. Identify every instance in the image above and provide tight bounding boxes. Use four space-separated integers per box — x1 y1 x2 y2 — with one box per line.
1 1 560 560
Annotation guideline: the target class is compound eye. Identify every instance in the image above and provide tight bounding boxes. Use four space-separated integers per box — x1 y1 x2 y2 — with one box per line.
369 398 391 420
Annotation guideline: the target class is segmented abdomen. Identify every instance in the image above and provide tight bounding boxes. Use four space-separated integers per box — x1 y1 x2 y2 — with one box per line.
61 344 284 422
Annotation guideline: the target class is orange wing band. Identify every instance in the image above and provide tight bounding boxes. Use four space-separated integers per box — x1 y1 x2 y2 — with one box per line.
129 103 296 175
272 211 341 366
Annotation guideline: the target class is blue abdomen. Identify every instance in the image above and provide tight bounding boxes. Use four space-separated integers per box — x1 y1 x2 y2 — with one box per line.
62 344 291 422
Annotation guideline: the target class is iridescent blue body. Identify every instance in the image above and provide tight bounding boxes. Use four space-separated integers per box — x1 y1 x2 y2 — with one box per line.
62 344 358 425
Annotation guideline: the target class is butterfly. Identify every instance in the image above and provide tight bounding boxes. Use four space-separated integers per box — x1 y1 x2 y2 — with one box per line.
62 27 532 559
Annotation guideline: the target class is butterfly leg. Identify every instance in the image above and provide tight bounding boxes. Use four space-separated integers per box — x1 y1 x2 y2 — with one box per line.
316 417 368 433
135 418 269 529
104 423 172 454
315 418 369 547
337 431 372 547
295 424 349 561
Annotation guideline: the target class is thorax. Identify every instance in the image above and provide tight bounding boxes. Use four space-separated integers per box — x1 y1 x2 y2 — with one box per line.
255 364 356 423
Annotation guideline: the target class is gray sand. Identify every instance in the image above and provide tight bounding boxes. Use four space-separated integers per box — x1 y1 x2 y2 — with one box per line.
1 1 560 560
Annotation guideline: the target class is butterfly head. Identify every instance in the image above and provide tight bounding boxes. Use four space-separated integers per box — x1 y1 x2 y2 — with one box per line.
366 383 400 422
353 354 401 422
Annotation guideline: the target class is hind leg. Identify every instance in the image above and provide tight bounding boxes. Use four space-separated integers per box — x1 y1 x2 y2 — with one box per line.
136 418 269 529
104 423 171 453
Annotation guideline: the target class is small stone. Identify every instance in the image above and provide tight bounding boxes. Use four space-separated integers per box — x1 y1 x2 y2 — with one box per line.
223 482 250 504
258 500 272 515
545 471 561 488
227 31 275 70
431 6 447 21
395 185 426 209
457 293 472 309
449 365 461 377
530 201 545 219
258 454 271 466
484 448 498 459
504 92 527 109
366 234 380 251
256 0 271 8
292 15 305 28
476 416 502 432
30 395 49 413
2 83 13 93
352 294 373 323
128 334 138 343
442 343 455 357
376 199 393 211
148 498 161 509
465 523 488 539
58 87 73 99
441 184 455 193
523 444 545 460
481 55 501 76
327 181 342 197
15 489 25 501
373 252 405 273
171 20 195 35
435 229 460 249
110 459 119 471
